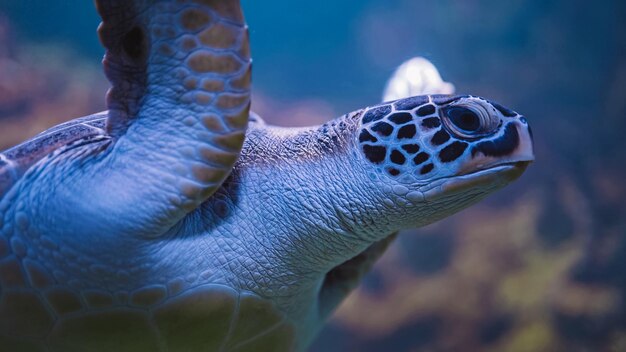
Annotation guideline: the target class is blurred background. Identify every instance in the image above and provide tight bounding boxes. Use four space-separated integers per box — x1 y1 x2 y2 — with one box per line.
0 0 625 351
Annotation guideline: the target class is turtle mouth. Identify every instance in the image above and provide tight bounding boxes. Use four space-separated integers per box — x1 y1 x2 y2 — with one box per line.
421 160 533 201
462 160 532 179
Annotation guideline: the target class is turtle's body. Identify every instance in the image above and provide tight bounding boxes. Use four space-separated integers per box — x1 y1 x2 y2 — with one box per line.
0 0 534 351
0 109 397 351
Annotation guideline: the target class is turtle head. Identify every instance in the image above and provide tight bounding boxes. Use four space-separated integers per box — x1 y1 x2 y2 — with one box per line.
356 94 534 229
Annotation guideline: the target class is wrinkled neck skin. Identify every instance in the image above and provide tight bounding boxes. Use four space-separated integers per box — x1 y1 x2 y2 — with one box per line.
167 111 398 342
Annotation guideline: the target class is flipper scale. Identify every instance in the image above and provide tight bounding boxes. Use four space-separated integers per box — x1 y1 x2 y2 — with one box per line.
92 0 252 231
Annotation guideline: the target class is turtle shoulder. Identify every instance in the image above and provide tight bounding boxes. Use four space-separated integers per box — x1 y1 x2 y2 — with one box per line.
0 111 107 198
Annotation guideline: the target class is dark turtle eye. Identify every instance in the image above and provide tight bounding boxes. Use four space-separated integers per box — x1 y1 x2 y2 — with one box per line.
447 107 480 132
441 102 499 139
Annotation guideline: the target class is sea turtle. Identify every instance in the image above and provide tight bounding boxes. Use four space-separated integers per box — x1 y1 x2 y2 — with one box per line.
0 0 534 351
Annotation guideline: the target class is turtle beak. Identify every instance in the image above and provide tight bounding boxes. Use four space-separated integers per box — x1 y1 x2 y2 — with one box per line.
431 160 529 201
458 118 534 176
511 117 534 163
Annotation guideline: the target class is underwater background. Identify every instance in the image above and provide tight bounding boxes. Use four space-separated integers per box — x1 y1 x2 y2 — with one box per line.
0 0 625 351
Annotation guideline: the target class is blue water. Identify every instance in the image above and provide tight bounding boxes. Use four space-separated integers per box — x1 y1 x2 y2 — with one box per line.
2 0 619 113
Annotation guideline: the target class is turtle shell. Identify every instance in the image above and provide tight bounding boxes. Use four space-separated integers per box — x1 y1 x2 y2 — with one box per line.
0 109 298 350
0 112 106 198
0 270 295 352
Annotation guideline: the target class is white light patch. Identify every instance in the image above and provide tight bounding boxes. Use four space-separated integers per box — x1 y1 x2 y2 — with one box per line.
383 57 455 102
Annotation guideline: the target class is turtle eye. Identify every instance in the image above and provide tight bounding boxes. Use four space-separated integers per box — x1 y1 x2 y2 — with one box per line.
441 102 499 139
447 107 480 132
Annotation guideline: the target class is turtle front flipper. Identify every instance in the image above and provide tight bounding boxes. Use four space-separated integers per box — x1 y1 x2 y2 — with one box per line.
95 0 251 232
318 233 398 321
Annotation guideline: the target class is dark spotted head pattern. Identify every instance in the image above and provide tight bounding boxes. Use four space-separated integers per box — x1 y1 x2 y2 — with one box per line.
358 95 534 185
